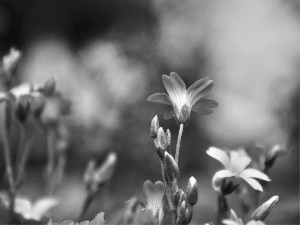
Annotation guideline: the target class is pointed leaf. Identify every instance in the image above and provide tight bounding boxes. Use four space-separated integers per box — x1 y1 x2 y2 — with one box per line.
207 147 231 169
244 178 263 192
212 170 234 192
240 169 270 181
147 93 171 106
163 107 175 120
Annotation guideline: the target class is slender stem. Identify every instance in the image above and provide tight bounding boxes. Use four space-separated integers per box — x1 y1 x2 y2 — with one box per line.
2 103 15 221
16 124 37 189
217 193 229 224
175 123 184 164
46 128 56 194
78 193 95 221
160 161 176 225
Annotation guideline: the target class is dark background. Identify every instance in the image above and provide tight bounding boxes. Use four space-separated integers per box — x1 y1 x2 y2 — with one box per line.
0 0 299 224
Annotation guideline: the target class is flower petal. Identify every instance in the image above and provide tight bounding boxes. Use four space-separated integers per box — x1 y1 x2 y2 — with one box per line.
162 75 178 102
14 198 32 220
143 180 154 201
195 98 218 108
170 72 186 92
212 170 234 192
147 93 172 106
163 107 175 120
222 219 241 225
187 77 209 95
234 155 251 174
240 169 270 181
207 147 231 169
191 105 214 115
187 78 214 106
243 178 263 192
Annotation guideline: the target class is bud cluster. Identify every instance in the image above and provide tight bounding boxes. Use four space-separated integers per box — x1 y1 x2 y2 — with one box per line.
150 116 171 160
173 177 198 224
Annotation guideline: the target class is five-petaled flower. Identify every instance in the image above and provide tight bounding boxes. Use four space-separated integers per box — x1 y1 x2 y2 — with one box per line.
143 180 165 224
207 147 270 193
147 72 218 125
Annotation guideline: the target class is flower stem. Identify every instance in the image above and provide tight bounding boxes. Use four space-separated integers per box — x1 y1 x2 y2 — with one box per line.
217 193 229 224
16 124 37 189
2 103 16 221
175 123 184 165
78 192 95 221
45 128 56 194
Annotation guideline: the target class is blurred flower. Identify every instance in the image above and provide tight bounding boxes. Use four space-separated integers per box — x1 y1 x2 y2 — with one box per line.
147 72 217 125
0 194 58 221
143 180 165 224
0 48 21 88
0 83 33 122
207 147 270 192
223 209 266 225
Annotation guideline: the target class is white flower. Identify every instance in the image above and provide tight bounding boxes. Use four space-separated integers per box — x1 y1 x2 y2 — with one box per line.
147 72 217 125
207 147 270 192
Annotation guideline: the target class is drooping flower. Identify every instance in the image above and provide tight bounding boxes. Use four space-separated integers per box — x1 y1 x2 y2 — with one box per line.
147 72 217 125
207 147 270 193
143 180 165 224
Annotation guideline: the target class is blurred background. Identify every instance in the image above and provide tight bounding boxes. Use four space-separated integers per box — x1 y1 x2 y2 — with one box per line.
0 0 299 224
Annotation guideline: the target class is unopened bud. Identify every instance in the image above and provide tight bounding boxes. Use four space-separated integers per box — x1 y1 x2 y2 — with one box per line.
84 153 117 194
83 159 97 191
265 145 286 169
42 77 56 96
165 129 171 152
177 200 187 225
94 152 117 184
150 115 159 138
174 189 184 209
155 127 167 160
186 176 198 206
251 195 279 221
2 48 21 76
164 152 179 179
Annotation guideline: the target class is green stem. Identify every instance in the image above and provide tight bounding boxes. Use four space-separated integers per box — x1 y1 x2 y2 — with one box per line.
16 124 37 189
46 128 56 194
78 193 95 221
217 193 229 224
2 103 16 221
175 123 184 165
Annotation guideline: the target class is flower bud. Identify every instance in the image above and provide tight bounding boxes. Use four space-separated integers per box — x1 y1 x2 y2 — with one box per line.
186 176 198 206
42 77 56 96
2 48 21 77
265 145 286 169
164 152 179 179
165 129 171 152
176 200 187 225
173 189 184 209
150 115 159 138
251 195 279 221
155 127 167 160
